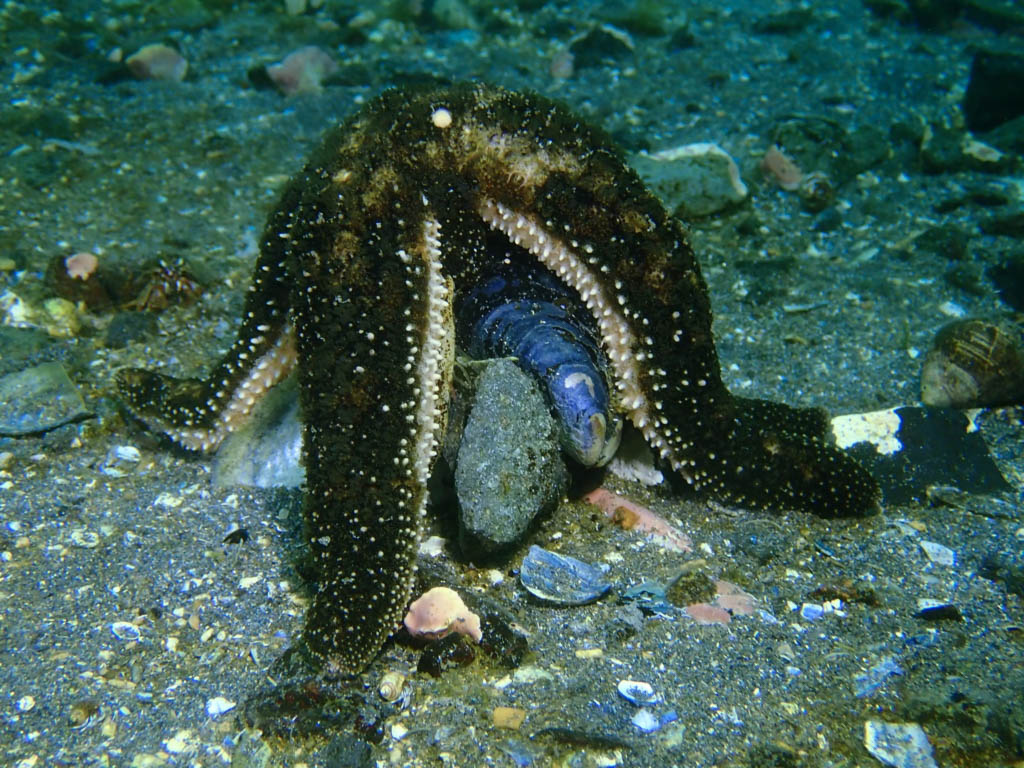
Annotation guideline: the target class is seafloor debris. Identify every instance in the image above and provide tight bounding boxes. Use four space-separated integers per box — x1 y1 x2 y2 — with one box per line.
616 680 658 706
519 545 611 606
863 720 938 768
583 488 692 552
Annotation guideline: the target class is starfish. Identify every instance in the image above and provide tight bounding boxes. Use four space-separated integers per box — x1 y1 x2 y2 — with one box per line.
117 82 879 675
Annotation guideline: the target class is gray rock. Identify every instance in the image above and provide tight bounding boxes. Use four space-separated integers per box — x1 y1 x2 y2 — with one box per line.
455 359 567 556
212 374 304 489
0 361 89 436
631 143 747 218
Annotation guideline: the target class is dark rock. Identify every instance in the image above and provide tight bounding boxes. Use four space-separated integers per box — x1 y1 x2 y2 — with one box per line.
811 207 843 232
568 26 634 69
987 253 1024 310
920 122 967 173
735 520 788 565
964 0 1024 32
979 549 1024 598
943 263 985 294
915 602 963 621
905 0 965 29
862 0 913 22
318 734 374 768
964 50 1024 133
980 207 1024 238
45 253 114 309
455 360 568 556
983 115 1024 155
833 125 891 184
0 327 53 376
666 25 697 51
752 8 814 34
416 633 476 678
478 613 528 668
913 225 970 260
968 184 1015 207
665 567 716 607
597 0 669 36
104 311 158 348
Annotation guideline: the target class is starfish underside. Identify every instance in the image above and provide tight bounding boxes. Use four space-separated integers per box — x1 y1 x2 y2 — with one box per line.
117 82 880 675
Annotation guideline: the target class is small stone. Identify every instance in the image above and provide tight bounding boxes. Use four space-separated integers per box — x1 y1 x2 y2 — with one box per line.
631 708 660 733
206 696 236 718
632 143 748 218
212 375 304 489
799 602 824 621
164 729 195 754
16 695 35 712
963 49 1024 132
126 44 187 82
919 540 955 567
70 529 100 548
492 706 526 730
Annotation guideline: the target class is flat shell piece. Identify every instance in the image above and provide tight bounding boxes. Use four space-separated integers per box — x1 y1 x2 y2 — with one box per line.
919 540 955 567
617 679 658 706
519 545 610 606
863 720 938 768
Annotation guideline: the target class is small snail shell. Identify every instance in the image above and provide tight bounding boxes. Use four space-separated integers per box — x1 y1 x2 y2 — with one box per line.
920 316 1024 408
798 171 835 212
378 671 406 702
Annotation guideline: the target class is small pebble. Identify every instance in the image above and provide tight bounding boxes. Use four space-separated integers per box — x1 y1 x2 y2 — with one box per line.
126 43 188 82
16 695 35 712
631 709 660 733
799 602 824 621
492 706 527 730
206 696 236 718
70 529 100 548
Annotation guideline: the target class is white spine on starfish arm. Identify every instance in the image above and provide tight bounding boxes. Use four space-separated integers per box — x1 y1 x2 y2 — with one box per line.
477 198 685 478
166 323 296 452
410 215 454 490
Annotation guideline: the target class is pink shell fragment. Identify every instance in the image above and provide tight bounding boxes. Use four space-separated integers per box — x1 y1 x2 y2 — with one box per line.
583 488 692 552
266 46 339 96
403 586 482 644
684 580 758 625
65 252 99 280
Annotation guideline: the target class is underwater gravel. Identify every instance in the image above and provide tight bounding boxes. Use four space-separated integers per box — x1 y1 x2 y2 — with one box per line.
1 1 1022 767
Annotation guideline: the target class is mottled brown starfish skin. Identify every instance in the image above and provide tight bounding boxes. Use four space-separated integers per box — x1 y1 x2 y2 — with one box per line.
117 83 879 675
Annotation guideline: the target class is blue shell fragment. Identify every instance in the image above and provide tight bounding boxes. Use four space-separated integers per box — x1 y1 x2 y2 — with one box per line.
854 655 903 698
519 545 611 606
